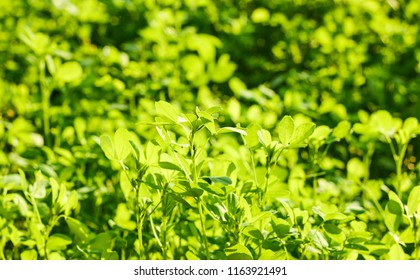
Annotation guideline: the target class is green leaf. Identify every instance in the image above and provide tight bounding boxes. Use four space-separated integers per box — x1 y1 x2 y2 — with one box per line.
88 232 116 253
196 109 214 123
385 191 404 233
100 134 115 160
203 176 232 185
74 117 86 144
399 117 420 144
159 161 183 172
114 203 136 231
257 129 271 147
324 222 342 235
217 127 247 136
324 212 354 223
47 234 72 251
407 186 420 216
225 244 253 260
251 7 270 23
387 191 403 215
332 120 351 140
101 251 119 260
227 98 241 122
310 125 331 142
65 190 79 216
347 158 365 181
21 249 38 260
199 182 225 196
278 116 294 145
270 217 290 237
205 106 222 116
243 226 264 240
155 101 179 123
291 122 315 144
245 123 261 149
114 128 131 160
170 193 193 208
387 244 408 260
120 172 134 201
50 178 60 206
29 179 47 199
191 187 204 197
66 217 90 243
204 121 217 135
210 54 236 83
309 229 329 250
371 110 401 137
56 61 83 84
129 140 141 161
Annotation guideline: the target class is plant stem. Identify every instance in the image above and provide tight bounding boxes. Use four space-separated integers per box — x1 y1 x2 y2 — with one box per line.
161 185 168 259
262 159 271 208
136 213 144 259
363 142 375 183
198 199 210 259
39 59 51 147
189 129 210 259
134 172 144 260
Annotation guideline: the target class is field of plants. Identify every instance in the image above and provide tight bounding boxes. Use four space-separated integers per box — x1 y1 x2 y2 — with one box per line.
1 0 420 260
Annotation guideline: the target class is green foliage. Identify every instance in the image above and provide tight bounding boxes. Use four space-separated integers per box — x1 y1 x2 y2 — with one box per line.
1 0 420 260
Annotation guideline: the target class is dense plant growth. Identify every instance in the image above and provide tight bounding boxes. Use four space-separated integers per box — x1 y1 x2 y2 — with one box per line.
1 0 420 260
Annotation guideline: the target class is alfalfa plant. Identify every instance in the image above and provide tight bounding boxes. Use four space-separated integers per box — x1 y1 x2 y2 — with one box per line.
242 116 315 208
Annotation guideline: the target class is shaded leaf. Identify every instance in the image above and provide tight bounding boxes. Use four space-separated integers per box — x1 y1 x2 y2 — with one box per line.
203 176 232 185
225 244 253 260
66 217 90 243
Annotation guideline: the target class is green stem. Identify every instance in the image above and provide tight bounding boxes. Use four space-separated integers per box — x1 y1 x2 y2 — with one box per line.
198 199 210 259
262 160 271 208
240 134 259 191
120 162 146 259
135 175 147 260
189 129 210 259
362 183 386 222
39 59 51 147
136 213 144 259
0 235 6 260
29 195 48 259
412 217 419 260
161 185 168 259
396 143 408 190
149 215 163 253
363 142 375 183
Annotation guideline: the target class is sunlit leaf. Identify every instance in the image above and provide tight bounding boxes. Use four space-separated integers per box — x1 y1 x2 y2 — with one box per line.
257 129 271 147
114 128 131 161
332 120 351 140
47 234 72 251
100 134 115 160
155 101 179 123
291 122 315 144
407 186 420 216
55 61 83 84
278 116 294 145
